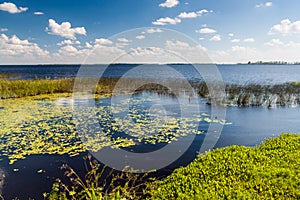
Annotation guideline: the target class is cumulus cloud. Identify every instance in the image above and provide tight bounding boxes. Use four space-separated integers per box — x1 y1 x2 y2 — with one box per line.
117 38 131 43
178 9 209 19
231 39 240 43
268 19 300 35
264 38 284 46
152 17 181 26
159 0 179 8
95 38 113 45
0 28 8 32
210 45 257 63
196 28 217 34
57 40 80 46
256 2 272 8
146 28 163 33
46 19 86 40
209 35 221 41
244 38 255 43
0 33 49 58
34 11 44 15
178 12 197 19
0 2 28 14
136 35 145 40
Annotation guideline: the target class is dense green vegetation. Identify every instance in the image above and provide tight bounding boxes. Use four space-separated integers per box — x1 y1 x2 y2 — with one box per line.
1 78 300 107
147 134 300 199
0 78 123 98
47 134 300 199
0 79 75 98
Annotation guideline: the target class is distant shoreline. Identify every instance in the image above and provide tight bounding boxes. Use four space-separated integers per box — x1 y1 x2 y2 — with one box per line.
0 63 300 66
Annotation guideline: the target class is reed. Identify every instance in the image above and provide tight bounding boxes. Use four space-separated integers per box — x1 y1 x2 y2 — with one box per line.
1 78 300 107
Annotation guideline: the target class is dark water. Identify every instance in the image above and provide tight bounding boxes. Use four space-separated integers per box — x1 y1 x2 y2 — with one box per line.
1 64 300 199
1 64 300 85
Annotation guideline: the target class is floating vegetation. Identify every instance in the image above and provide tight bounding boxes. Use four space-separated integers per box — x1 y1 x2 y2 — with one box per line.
0 93 231 165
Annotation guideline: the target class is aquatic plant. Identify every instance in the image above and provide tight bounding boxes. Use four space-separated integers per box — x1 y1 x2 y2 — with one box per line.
146 134 300 199
0 93 230 165
46 155 149 200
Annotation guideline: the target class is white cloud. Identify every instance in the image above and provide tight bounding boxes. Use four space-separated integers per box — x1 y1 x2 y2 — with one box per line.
0 34 49 58
228 33 234 37
231 39 240 43
95 38 113 45
146 28 163 33
199 37 205 41
244 38 255 43
210 45 257 63
0 2 28 14
57 40 80 46
159 0 179 8
46 19 86 40
85 42 93 48
178 12 198 19
165 40 209 63
196 28 217 34
178 9 209 19
268 19 300 35
34 11 44 15
117 38 131 43
256 2 272 8
264 38 284 46
0 28 8 32
152 17 181 26
197 9 209 16
209 35 221 41
136 35 145 40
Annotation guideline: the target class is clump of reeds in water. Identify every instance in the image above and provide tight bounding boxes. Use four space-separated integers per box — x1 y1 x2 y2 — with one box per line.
200 82 300 108
46 155 151 200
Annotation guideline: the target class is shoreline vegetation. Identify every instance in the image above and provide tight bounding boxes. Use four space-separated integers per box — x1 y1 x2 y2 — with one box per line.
47 134 300 199
1 78 300 107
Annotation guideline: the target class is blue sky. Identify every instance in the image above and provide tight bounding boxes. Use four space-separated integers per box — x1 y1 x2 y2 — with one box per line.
0 0 300 64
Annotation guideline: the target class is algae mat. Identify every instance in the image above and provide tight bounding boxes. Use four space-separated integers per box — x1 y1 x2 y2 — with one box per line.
0 93 231 165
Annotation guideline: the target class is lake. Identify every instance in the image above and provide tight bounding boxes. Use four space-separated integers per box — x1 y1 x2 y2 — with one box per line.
1 64 300 85
0 64 300 199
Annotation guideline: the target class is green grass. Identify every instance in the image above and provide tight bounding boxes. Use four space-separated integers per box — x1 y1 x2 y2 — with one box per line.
291 81 300 87
47 134 300 199
0 78 120 98
0 79 75 98
146 133 300 199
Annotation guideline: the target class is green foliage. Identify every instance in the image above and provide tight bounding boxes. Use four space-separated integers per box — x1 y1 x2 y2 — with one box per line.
290 82 300 87
45 155 147 200
147 134 300 200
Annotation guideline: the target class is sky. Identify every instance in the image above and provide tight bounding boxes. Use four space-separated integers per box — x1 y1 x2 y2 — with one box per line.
1 0 300 64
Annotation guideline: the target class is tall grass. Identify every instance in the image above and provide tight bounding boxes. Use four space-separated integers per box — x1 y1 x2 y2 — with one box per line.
0 79 75 98
1 78 300 107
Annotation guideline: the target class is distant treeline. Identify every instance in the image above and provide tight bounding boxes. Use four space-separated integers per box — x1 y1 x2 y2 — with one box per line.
245 61 300 65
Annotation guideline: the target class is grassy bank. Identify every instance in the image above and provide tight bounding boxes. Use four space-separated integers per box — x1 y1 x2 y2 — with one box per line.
48 134 300 199
147 134 300 199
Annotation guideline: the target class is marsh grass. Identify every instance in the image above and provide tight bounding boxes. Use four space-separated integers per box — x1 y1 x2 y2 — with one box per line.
1 78 300 107
47 155 150 200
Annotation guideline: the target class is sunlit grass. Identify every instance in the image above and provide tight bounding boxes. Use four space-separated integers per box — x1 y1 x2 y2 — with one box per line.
147 134 300 199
